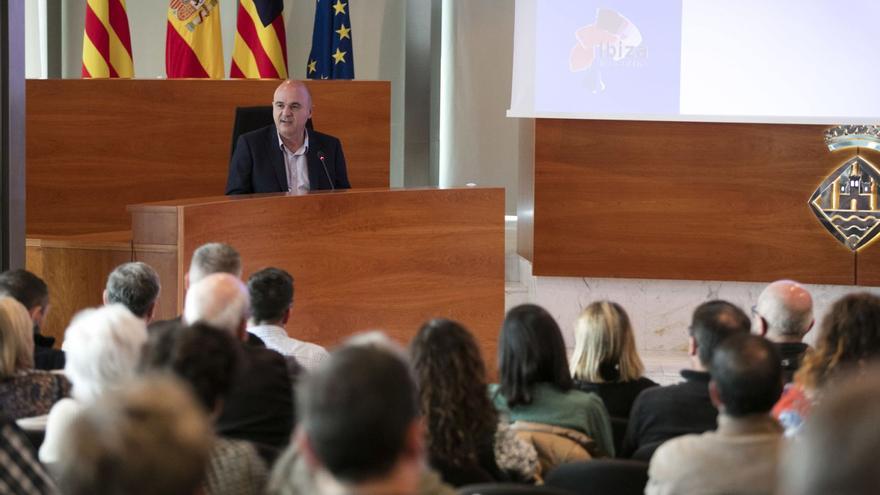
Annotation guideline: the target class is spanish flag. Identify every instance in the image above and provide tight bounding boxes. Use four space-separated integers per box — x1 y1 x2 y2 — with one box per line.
230 0 288 79
166 0 224 79
82 0 133 78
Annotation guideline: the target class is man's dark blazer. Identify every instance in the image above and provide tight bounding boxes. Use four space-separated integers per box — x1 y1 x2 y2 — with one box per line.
225 124 351 194
215 343 295 449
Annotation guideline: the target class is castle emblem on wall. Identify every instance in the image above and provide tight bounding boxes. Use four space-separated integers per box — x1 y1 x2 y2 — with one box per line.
811 152 880 251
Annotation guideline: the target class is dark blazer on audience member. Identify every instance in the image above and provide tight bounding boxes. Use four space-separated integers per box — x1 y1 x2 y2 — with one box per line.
33 334 65 371
216 343 295 449
621 370 717 459
776 342 809 384
574 376 658 419
225 125 351 194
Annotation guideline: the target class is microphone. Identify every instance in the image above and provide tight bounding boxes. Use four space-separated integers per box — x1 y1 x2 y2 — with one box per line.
317 151 335 191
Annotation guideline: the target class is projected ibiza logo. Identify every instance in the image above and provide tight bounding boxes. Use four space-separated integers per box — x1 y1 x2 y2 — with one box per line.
569 8 647 93
810 126 880 251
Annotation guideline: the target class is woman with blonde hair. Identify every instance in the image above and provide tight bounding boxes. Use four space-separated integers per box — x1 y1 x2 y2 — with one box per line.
570 301 656 419
0 296 69 419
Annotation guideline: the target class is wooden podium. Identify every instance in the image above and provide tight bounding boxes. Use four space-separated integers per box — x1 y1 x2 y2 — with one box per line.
128 187 505 358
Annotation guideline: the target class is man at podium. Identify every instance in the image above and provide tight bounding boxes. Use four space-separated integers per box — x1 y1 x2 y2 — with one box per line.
225 80 351 195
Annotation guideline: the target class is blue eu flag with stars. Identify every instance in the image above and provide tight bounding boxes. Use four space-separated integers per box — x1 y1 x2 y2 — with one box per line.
307 0 354 79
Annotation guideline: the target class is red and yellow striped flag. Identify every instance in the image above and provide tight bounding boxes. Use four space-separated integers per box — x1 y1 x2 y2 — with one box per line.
166 0 224 79
230 0 288 79
82 0 133 78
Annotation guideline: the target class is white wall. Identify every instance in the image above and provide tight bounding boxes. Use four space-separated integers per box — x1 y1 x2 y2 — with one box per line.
441 0 527 213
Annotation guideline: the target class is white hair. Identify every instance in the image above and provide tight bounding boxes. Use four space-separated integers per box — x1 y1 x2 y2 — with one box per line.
183 273 249 335
63 304 148 403
756 280 814 338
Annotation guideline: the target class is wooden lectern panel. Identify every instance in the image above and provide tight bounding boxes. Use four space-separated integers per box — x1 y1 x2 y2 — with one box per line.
26 79 390 236
130 188 505 361
526 119 854 285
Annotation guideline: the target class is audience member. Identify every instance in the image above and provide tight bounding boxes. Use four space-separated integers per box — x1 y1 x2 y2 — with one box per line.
490 304 614 458
754 280 813 383
247 267 328 371
187 242 242 287
0 296 69 420
184 272 294 450
55 376 213 495
646 334 784 495
773 292 880 436
570 301 657 419
779 367 880 495
141 322 268 495
621 300 750 459
103 261 161 323
296 345 424 495
410 318 538 486
0 419 57 494
0 269 64 370
39 304 147 463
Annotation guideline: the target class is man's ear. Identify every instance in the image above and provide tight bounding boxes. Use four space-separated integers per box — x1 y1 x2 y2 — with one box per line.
145 300 157 324
281 307 292 326
804 319 815 336
184 272 190 291
708 380 723 410
758 317 768 337
688 336 697 357
102 290 110 306
402 418 425 462
237 319 248 342
29 305 44 326
296 427 322 470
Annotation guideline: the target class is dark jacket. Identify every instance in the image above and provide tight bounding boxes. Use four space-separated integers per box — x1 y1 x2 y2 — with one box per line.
225 125 351 194
216 343 295 449
621 370 717 459
574 376 658 419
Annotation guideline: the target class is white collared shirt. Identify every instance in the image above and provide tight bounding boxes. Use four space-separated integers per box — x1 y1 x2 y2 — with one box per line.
278 131 310 193
247 324 329 372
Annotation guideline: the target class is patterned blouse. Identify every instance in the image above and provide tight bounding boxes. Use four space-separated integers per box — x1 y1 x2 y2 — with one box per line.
0 370 70 421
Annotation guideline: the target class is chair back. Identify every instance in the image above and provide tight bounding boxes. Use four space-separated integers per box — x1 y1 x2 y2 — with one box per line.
544 460 649 495
229 106 314 157
609 416 628 456
630 439 664 462
457 483 576 495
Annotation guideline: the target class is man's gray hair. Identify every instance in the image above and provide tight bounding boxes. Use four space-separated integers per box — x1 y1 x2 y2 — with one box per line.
188 243 242 285
56 375 212 495
105 262 160 319
756 280 813 338
183 273 249 335
63 304 148 403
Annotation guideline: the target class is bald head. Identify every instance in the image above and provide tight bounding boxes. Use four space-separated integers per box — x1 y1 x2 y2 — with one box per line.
273 80 312 148
183 273 249 340
755 280 813 342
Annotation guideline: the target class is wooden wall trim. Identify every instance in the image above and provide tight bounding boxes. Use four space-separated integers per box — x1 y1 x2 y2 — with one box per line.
26 79 391 236
530 119 859 285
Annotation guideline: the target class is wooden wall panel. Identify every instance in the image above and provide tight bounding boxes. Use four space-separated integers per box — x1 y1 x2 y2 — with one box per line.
26 232 132 346
853 148 880 286
529 119 855 285
26 79 390 236
130 188 506 362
